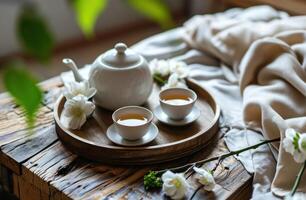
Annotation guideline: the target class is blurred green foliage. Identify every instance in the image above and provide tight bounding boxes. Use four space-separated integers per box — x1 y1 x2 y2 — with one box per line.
17 5 54 62
126 0 174 29
71 0 174 37
71 0 108 38
4 62 43 129
4 0 174 129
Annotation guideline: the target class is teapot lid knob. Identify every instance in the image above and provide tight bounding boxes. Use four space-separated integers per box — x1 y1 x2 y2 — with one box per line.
115 43 127 54
100 42 142 68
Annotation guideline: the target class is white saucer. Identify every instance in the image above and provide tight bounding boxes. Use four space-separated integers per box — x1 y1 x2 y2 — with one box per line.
106 123 158 146
154 105 201 126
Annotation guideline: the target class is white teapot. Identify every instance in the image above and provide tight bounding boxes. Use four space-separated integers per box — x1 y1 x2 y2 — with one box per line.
63 43 153 110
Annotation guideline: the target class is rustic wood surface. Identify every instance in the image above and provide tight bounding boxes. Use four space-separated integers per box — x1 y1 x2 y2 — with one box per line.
54 79 220 165
0 76 252 200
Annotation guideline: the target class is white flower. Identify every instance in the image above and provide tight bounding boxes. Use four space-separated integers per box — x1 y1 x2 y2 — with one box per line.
149 59 170 77
283 128 297 154
161 73 187 90
299 134 306 155
64 80 96 99
149 59 189 79
169 60 189 78
283 128 306 163
285 192 306 200
193 167 215 191
161 171 188 200
62 95 95 130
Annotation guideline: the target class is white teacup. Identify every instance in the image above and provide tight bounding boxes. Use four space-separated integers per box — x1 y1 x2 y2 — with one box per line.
159 87 197 120
112 106 153 140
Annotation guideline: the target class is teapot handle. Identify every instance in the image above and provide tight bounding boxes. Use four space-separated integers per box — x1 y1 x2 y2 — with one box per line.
62 58 84 82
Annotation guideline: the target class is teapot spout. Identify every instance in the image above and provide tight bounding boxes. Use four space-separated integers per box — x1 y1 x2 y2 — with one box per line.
62 58 85 82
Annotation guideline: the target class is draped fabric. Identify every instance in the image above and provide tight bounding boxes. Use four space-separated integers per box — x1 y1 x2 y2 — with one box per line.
61 5 306 199
132 5 306 199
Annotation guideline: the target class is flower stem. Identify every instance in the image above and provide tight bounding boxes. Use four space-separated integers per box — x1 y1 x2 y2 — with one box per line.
290 160 306 196
153 74 166 85
189 185 203 200
156 137 280 175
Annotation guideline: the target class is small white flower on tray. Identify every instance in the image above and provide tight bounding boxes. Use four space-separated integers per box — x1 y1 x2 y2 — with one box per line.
283 128 306 163
61 95 95 130
149 59 171 77
64 80 96 99
149 59 189 78
162 73 187 90
162 171 188 200
193 167 216 191
169 60 189 78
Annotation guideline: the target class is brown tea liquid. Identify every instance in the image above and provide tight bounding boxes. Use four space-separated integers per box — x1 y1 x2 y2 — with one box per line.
162 94 193 105
117 114 148 126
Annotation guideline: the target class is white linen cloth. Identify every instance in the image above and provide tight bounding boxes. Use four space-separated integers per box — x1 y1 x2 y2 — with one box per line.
61 5 306 199
133 27 280 199
133 5 306 199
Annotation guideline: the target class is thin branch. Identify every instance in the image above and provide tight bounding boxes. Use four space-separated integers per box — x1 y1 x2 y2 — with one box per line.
156 138 280 175
188 185 203 200
290 160 306 196
185 163 196 178
211 157 224 174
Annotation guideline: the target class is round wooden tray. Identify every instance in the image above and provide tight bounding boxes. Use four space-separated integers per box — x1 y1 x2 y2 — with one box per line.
54 79 220 165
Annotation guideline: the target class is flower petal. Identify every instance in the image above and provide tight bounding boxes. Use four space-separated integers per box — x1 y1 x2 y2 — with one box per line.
161 171 188 200
163 183 176 197
193 167 215 191
286 128 296 139
293 151 306 163
299 134 306 154
83 101 95 116
86 88 97 99
64 80 96 99
66 115 86 130
172 188 186 200
283 137 295 154
162 170 175 180
61 95 95 130
169 60 189 78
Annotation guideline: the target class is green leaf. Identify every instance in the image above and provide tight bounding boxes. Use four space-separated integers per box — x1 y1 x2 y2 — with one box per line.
144 171 163 190
153 74 167 86
71 0 108 38
293 132 301 151
17 5 54 62
126 0 174 29
3 61 43 128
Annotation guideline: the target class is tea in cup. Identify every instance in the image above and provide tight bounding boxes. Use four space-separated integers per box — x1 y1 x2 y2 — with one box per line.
159 88 197 120
112 106 153 140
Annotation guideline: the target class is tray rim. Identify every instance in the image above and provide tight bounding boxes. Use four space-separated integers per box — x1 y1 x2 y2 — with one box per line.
54 78 220 151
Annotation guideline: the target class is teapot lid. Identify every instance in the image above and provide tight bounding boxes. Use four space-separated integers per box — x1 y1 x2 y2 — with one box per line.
101 43 141 68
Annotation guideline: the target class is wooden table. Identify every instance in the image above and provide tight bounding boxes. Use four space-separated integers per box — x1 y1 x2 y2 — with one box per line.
0 76 252 200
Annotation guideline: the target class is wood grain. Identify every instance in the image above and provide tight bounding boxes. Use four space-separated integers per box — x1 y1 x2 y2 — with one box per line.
21 132 252 200
0 81 63 175
12 174 20 199
18 177 41 200
54 79 220 165
0 76 252 200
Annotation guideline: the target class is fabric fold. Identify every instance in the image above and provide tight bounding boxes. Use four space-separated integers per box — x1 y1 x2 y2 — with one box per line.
62 5 306 199
181 6 306 197
135 5 306 198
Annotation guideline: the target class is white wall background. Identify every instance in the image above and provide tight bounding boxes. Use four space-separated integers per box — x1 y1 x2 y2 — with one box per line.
0 0 212 57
